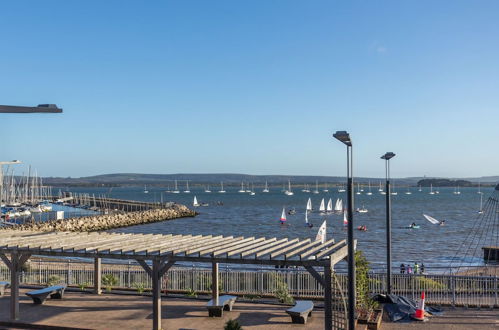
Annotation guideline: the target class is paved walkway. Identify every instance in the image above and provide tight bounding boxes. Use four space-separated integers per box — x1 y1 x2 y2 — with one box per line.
0 289 324 329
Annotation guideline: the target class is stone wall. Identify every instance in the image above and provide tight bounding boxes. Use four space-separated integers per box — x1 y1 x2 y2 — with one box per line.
3 204 196 232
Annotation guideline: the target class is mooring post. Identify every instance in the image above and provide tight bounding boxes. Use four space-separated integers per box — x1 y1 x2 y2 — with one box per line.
94 257 102 294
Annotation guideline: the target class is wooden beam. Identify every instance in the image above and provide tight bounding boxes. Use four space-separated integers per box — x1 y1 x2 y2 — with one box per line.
255 239 299 258
159 260 175 277
284 240 323 259
270 239 311 259
152 259 162 330
136 260 152 277
0 253 12 269
300 239 336 259
304 266 324 287
212 262 219 302
94 258 102 295
315 240 346 259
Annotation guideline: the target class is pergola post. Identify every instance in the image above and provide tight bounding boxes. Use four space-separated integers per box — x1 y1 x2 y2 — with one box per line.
0 252 31 321
152 259 162 330
324 261 333 330
212 262 219 302
94 258 102 294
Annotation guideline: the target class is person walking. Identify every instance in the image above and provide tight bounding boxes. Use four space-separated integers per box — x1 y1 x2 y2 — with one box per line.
400 263 406 274
407 264 413 274
414 262 419 274
421 263 425 274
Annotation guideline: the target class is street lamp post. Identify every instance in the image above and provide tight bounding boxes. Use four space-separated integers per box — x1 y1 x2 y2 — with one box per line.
381 152 395 294
333 131 355 330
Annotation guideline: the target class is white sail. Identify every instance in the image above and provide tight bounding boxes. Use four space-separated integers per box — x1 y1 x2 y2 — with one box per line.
239 182 245 193
334 199 343 212
218 181 226 193
315 220 326 243
319 198 325 212
306 198 312 211
423 214 440 225
280 208 287 222
326 198 333 211
305 210 309 224
343 210 348 225
263 181 269 193
193 196 199 207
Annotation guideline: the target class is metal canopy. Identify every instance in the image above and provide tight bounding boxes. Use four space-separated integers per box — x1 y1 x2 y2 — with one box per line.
0 230 352 330
0 231 347 266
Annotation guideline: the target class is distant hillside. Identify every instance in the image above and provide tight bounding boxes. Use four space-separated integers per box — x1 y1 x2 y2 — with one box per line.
417 178 474 187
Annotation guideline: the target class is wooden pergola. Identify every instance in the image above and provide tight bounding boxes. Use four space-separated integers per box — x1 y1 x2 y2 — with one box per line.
0 231 352 330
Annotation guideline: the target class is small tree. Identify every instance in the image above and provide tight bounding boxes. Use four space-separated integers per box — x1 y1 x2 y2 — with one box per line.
273 274 295 305
355 250 378 313
102 274 118 292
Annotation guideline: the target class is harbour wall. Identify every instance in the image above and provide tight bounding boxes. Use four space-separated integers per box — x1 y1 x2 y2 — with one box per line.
2 203 196 232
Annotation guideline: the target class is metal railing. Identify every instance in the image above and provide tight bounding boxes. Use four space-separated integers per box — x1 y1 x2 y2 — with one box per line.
0 260 497 307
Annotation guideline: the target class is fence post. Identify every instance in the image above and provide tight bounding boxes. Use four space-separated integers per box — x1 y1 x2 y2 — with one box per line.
451 277 456 307
128 261 131 288
495 277 498 308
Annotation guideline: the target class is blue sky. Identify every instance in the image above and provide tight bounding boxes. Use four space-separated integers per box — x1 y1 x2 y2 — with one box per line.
1 1 498 178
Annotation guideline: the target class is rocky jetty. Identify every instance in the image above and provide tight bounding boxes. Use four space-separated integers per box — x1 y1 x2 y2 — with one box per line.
3 204 196 232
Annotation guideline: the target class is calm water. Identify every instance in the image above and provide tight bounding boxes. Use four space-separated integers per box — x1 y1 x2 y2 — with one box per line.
59 185 492 270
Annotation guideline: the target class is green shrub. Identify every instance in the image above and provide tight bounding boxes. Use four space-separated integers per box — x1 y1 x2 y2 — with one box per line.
414 276 446 289
355 250 378 312
224 319 242 330
186 288 197 297
273 274 294 304
46 275 62 286
102 274 118 292
77 282 88 291
133 282 146 294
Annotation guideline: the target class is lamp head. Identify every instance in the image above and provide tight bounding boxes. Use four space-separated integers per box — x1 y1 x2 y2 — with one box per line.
381 152 396 160
333 131 352 146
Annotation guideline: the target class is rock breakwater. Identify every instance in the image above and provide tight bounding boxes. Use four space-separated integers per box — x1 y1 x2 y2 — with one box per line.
3 204 197 232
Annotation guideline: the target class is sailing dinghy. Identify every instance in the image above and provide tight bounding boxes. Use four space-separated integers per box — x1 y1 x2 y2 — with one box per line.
423 214 443 225
319 198 326 213
193 196 200 207
306 198 312 211
326 198 333 212
279 208 287 224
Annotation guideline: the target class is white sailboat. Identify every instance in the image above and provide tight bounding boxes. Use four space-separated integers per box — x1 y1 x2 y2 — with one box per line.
334 198 343 212
378 181 383 192
205 185 211 193
218 181 226 193
356 205 368 213
478 193 484 214
143 185 149 194
391 183 398 195
305 210 311 227
343 210 348 226
478 181 482 194
356 183 361 195
453 186 461 195
315 220 327 243
366 181 372 195
323 183 329 193
249 183 256 196
423 214 442 225
302 184 310 193
285 180 294 196
338 184 346 193
263 181 269 193
193 196 200 207
313 181 319 194
429 184 435 195
405 186 412 195
306 198 313 211
245 182 252 193
326 198 333 212
238 182 246 193
418 185 422 192
172 180 180 194
319 198 326 212
183 181 191 193
279 208 287 224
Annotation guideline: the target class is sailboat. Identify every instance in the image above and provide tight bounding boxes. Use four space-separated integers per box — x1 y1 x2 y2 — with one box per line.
343 210 348 226
405 186 412 195
418 185 422 192
478 181 482 194
183 181 191 193
315 220 326 243
302 184 310 193
238 182 246 193
143 185 149 194
313 181 319 194
263 181 269 193
478 193 484 214
305 209 310 227
338 184 346 193
193 196 200 207
218 181 226 193
172 180 180 194
326 198 333 213
285 180 294 196
356 205 368 213
319 198 326 213
429 184 435 195
204 185 211 193
423 214 442 225
279 208 287 224
246 182 252 193
366 181 372 195
453 186 461 195
391 183 398 195
249 183 256 196
334 198 343 212
356 183 361 195
378 181 383 192
323 183 329 193
360 184 364 192
306 198 313 212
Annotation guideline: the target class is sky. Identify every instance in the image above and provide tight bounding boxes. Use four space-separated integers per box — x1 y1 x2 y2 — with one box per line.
0 1 498 178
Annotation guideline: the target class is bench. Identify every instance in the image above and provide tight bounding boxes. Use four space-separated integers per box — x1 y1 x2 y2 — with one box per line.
26 285 66 304
206 295 237 317
0 281 9 296
286 300 314 324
